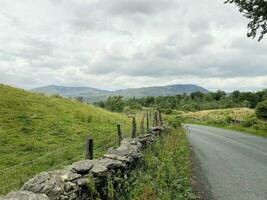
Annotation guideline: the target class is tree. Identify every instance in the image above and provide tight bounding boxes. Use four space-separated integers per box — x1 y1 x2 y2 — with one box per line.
232 90 240 101
190 91 204 101
255 100 267 120
77 96 84 102
213 90 226 101
106 96 124 112
225 0 267 41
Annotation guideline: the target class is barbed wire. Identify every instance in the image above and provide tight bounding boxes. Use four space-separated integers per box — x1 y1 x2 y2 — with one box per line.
0 142 83 172
0 123 128 195
0 154 84 194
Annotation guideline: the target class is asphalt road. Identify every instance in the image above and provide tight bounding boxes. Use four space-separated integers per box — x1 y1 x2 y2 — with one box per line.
187 124 267 200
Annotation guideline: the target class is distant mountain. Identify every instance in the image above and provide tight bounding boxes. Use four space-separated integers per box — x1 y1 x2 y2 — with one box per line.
31 84 209 102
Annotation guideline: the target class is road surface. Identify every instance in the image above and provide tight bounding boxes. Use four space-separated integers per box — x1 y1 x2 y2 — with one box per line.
187 124 267 200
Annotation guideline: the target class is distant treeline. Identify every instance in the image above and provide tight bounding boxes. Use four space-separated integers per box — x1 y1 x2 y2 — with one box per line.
94 89 267 113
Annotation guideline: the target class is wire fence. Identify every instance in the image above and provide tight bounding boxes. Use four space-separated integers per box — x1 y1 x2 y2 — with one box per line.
0 109 160 196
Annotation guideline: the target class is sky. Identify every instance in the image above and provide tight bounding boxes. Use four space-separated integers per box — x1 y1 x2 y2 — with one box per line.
0 0 267 92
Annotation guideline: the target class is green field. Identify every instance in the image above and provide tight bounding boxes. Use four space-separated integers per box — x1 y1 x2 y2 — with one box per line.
0 84 135 195
182 108 267 137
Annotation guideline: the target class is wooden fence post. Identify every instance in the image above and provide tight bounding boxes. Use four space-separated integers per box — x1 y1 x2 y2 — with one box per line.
146 111 149 131
117 124 122 145
158 110 162 126
153 111 157 127
85 136 93 160
131 117 136 138
141 114 145 135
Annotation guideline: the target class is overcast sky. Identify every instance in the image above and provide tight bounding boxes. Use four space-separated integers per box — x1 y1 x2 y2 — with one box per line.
0 0 267 92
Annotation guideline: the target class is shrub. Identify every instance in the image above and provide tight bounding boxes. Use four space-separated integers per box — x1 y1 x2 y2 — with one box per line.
256 101 267 120
242 116 258 127
162 108 173 115
167 115 182 129
51 94 63 99
182 103 200 112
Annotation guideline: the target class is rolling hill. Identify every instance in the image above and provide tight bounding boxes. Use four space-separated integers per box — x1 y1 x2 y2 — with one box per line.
31 84 209 102
0 84 132 195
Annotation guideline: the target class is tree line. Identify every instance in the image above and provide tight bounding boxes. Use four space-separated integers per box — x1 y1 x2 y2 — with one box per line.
94 89 267 114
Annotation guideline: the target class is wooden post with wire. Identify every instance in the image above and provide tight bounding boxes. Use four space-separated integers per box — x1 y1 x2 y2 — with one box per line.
153 111 158 127
85 136 93 160
158 110 162 126
141 113 145 135
131 117 137 138
146 111 149 131
117 124 122 145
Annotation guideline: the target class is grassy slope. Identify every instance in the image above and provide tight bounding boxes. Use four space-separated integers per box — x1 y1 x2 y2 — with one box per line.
118 128 196 200
182 108 267 137
0 84 132 195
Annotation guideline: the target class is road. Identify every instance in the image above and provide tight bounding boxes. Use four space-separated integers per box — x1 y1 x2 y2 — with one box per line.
187 124 267 200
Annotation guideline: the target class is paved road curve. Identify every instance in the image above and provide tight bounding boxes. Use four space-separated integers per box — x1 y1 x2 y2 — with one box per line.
187 124 267 200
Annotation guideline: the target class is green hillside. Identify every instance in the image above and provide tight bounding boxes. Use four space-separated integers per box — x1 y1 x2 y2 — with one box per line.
0 84 132 195
32 84 209 102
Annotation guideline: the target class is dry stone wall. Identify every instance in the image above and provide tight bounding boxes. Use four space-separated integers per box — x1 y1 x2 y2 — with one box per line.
1 126 169 200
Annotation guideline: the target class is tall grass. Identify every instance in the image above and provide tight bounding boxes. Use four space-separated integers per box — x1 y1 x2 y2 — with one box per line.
118 128 196 200
0 84 136 195
182 108 267 137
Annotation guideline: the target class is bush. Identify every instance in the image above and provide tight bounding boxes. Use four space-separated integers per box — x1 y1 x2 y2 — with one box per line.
162 108 173 115
182 103 200 112
167 115 182 129
51 94 63 99
256 101 267 120
242 116 258 127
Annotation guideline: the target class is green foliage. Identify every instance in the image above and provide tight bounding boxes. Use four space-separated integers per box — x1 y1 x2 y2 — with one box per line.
87 176 99 197
106 96 125 112
167 115 182 129
76 96 84 102
182 102 200 112
0 84 132 195
256 100 267 120
118 129 196 200
107 174 115 199
95 89 267 113
225 0 267 41
183 108 267 137
51 94 63 99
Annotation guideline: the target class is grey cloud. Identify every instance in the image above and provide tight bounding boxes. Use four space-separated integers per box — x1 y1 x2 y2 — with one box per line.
1 0 267 91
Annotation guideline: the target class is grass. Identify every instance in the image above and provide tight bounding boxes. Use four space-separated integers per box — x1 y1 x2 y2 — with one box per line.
118 128 196 200
182 108 267 137
0 84 138 195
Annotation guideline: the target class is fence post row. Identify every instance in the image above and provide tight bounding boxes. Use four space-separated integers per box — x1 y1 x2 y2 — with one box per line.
141 113 145 135
158 110 162 126
85 136 93 160
117 124 122 145
131 116 137 138
146 111 149 131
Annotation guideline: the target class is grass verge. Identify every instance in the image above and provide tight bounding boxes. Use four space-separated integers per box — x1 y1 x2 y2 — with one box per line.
118 128 196 200
188 121 267 138
182 108 267 137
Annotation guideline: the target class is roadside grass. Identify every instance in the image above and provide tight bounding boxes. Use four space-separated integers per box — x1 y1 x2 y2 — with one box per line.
181 108 267 137
118 128 196 200
0 84 136 195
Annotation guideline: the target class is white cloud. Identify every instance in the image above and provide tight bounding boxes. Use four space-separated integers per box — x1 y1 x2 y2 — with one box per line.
0 0 267 91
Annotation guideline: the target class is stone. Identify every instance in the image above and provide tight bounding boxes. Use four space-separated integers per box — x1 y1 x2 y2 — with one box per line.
99 158 126 170
56 169 82 182
70 160 93 174
90 160 108 177
0 191 49 200
22 170 81 199
103 153 132 164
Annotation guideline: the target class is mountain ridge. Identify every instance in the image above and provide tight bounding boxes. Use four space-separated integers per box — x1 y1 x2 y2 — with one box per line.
31 84 209 102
